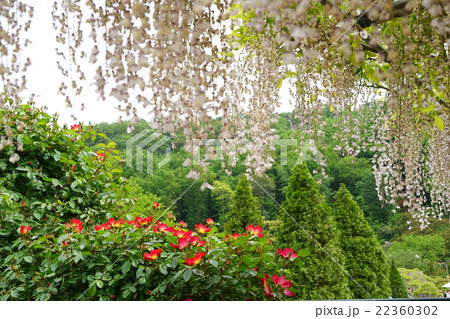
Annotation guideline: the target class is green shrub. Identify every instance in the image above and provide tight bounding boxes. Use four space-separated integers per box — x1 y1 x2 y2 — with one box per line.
0 102 306 300
333 184 391 299
277 163 352 300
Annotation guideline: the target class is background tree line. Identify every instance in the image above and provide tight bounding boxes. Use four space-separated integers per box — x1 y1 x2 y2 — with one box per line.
92 108 448 297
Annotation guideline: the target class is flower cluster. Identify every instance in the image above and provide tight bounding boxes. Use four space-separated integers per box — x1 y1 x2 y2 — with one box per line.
143 248 163 261
185 252 206 266
94 216 154 231
194 223 210 234
277 248 299 261
65 219 83 233
10 211 305 300
96 152 106 161
260 273 295 298
19 225 31 234
246 225 264 238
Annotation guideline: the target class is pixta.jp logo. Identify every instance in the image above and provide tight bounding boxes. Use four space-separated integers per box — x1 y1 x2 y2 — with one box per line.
126 129 171 175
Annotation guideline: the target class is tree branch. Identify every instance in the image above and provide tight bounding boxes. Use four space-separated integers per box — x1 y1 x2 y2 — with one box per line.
356 0 411 28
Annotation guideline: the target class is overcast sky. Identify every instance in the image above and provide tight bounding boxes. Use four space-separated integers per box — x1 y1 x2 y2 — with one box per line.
19 0 294 126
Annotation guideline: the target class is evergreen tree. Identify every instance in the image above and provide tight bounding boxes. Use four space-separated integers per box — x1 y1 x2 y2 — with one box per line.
333 184 391 299
277 163 352 300
224 175 262 233
389 260 408 298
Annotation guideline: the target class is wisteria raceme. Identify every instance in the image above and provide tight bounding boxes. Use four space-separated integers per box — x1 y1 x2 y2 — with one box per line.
1 0 449 226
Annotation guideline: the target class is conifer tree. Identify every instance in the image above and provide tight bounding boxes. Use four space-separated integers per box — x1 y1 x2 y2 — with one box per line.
277 163 352 300
333 184 391 299
389 260 408 298
224 175 262 233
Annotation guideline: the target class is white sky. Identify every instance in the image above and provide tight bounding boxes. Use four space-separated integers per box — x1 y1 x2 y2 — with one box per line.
17 1 294 125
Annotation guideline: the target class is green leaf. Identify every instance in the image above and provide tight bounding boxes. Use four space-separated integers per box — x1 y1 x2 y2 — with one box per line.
165 234 178 245
23 256 33 263
172 269 185 281
209 259 219 268
10 290 19 298
434 115 444 131
297 250 311 257
87 284 97 297
183 268 193 282
243 255 253 266
96 280 104 288
136 267 145 278
233 235 248 246
33 211 44 220
169 257 178 268
277 78 283 89
121 260 131 274
284 71 297 78
159 264 168 275
51 179 61 187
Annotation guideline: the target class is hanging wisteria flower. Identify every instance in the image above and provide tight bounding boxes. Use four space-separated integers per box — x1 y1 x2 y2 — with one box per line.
9 153 19 164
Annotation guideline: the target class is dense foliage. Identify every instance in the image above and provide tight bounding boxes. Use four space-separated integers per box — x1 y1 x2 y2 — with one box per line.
0 104 304 301
389 260 408 298
1 212 304 300
277 164 352 300
0 102 126 234
386 234 446 274
333 184 391 299
398 268 442 298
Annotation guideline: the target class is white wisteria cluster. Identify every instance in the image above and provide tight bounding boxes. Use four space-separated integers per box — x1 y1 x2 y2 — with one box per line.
0 0 449 227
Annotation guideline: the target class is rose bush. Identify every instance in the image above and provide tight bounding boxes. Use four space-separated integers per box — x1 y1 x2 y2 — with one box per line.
0 102 309 300
1 214 306 300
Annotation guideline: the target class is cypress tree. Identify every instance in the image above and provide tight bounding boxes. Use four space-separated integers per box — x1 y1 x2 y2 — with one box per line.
224 175 262 233
389 260 408 298
333 184 391 299
277 163 352 300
